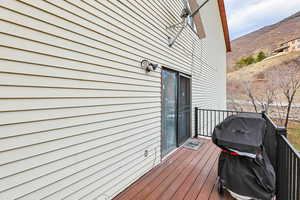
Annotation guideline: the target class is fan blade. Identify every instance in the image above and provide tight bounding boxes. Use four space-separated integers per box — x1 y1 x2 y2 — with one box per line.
190 0 210 18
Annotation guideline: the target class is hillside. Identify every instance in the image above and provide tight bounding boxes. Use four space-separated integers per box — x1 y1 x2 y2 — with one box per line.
227 51 300 102
227 11 300 70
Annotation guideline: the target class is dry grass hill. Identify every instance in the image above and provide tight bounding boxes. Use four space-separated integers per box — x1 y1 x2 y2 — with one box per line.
227 11 300 70
228 51 300 81
227 51 300 103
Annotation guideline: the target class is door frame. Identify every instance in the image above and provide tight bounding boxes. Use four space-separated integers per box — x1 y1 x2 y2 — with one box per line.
161 67 192 158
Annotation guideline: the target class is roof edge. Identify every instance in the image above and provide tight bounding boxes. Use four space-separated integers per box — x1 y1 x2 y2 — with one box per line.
217 0 231 52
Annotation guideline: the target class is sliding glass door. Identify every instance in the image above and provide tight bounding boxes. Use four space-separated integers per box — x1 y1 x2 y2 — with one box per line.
162 69 191 157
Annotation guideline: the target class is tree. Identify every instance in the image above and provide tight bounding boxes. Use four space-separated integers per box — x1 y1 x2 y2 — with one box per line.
243 80 258 113
243 72 277 114
256 51 266 62
275 59 300 127
256 72 276 114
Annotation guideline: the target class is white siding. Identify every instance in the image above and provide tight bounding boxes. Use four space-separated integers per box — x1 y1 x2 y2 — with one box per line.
0 0 227 199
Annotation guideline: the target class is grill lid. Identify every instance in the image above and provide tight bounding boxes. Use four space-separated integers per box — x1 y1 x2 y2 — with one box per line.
212 113 266 155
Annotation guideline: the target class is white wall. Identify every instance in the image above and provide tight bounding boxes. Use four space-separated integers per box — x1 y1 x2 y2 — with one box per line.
0 0 227 199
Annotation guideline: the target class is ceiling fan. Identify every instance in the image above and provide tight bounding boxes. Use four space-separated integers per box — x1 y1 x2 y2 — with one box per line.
167 0 210 47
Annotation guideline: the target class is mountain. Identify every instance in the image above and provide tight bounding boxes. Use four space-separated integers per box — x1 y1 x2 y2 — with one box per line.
227 11 300 70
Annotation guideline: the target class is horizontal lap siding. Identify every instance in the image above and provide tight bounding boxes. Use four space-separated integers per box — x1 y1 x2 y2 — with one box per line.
0 0 226 199
199 0 227 110
191 0 227 135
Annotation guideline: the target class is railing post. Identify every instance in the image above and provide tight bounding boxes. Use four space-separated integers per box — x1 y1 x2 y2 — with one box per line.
261 110 265 118
194 107 198 138
275 126 287 199
276 126 287 137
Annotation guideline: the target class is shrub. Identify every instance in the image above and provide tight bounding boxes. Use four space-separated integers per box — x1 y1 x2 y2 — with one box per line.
235 55 256 69
256 51 266 62
235 52 267 70
245 55 256 65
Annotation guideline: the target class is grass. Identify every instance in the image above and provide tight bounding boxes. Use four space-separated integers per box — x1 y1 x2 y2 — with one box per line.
287 122 300 152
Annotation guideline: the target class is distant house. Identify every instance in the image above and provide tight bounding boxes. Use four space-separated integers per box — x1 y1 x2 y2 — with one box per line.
272 37 300 55
0 0 230 199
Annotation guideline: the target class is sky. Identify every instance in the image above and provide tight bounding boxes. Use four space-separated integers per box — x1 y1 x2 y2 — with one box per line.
225 0 300 40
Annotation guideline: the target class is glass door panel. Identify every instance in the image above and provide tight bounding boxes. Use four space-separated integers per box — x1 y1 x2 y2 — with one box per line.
162 69 177 157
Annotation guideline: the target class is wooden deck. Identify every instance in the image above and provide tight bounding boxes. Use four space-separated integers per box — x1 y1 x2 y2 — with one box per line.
114 139 233 200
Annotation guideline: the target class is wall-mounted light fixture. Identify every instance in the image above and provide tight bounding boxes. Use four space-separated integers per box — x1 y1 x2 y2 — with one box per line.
141 59 158 72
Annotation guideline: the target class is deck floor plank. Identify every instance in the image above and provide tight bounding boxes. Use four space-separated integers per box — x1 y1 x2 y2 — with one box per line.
114 139 232 200
133 149 195 200
171 144 218 200
158 142 216 200
113 147 187 200
147 140 213 200
182 148 220 200
196 153 219 200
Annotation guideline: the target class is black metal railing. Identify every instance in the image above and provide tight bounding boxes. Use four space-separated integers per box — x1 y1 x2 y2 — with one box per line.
194 108 255 137
194 107 300 200
277 134 300 199
263 114 300 200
